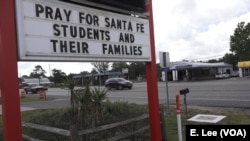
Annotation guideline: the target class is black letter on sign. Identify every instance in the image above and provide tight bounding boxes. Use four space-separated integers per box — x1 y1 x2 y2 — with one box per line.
138 46 142 55
45 6 53 19
79 12 85 23
53 24 60 36
50 40 58 52
102 44 108 54
35 4 44 17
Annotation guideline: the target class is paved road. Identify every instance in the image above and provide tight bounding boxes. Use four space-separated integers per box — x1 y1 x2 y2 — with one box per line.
107 77 250 108
21 77 250 110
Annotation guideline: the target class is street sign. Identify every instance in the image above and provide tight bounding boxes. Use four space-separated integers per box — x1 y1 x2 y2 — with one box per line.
159 51 170 113
1 0 162 141
15 0 151 62
159 52 170 68
122 68 128 73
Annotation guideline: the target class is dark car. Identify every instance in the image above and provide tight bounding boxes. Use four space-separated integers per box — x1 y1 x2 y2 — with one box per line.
23 83 48 94
105 78 133 90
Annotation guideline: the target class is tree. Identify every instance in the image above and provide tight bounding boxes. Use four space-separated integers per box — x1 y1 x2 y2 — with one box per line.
30 65 47 84
207 59 219 63
52 69 66 86
111 62 128 72
91 62 110 73
91 68 97 74
220 53 238 69
156 63 162 80
128 62 146 79
80 71 89 75
22 75 29 78
230 21 250 61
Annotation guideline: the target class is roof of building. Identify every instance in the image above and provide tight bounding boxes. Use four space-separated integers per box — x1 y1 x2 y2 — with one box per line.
22 78 52 84
74 72 123 78
168 62 232 70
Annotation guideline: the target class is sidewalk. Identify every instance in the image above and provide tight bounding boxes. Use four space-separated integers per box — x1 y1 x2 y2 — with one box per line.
0 105 36 115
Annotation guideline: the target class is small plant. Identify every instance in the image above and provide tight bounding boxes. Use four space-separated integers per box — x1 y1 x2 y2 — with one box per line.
91 87 107 123
63 76 77 107
70 76 108 131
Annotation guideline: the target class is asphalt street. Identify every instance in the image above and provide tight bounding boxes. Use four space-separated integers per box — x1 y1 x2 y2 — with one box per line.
19 77 250 112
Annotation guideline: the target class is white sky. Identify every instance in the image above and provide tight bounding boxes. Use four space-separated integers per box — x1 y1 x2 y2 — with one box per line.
17 0 250 76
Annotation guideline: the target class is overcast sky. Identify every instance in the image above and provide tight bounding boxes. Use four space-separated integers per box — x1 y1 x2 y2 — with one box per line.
17 0 250 77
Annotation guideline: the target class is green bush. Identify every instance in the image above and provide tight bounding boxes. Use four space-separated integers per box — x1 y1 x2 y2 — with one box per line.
23 102 149 141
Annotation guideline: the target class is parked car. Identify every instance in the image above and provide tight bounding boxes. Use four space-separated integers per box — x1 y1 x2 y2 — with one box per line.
23 83 48 94
105 78 133 90
215 72 230 79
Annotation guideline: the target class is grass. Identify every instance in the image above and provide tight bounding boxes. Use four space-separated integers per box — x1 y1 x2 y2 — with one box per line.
0 96 54 104
20 96 55 103
163 106 250 141
20 97 46 103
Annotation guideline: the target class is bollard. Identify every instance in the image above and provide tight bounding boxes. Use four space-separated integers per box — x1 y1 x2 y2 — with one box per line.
20 89 26 98
39 90 45 99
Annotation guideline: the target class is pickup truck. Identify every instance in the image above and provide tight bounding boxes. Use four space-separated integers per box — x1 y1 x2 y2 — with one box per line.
23 84 48 94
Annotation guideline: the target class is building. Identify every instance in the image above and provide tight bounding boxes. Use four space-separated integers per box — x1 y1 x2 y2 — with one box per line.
161 62 233 81
237 61 250 77
74 72 123 86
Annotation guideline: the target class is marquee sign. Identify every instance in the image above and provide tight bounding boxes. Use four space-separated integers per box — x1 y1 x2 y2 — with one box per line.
15 0 151 62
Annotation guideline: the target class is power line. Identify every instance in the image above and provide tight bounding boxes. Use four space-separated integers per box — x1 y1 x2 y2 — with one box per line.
192 55 224 61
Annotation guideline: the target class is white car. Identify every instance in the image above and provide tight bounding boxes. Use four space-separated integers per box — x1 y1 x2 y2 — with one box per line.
215 72 230 79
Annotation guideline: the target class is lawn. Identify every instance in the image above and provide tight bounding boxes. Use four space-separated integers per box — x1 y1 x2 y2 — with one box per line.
163 106 250 141
20 97 47 103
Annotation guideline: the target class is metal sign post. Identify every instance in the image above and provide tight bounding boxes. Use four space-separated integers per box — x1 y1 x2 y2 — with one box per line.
164 67 170 113
159 52 170 113
180 88 190 117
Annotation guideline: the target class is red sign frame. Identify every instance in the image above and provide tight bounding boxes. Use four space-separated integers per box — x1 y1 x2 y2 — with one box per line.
0 0 162 140
0 0 23 141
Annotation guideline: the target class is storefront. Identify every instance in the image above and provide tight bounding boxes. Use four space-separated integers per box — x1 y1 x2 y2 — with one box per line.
237 61 250 77
162 62 233 81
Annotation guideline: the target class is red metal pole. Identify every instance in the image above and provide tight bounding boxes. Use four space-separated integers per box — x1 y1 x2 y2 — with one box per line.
0 0 23 141
146 0 163 140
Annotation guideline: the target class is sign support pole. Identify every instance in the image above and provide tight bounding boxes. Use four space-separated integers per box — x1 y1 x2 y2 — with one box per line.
0 0 23 141
146 0 163 140
159 52 170 113
165 68 170 113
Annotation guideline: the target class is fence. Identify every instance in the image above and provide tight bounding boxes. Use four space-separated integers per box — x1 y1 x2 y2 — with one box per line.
22 106 166 141
22 114 149 141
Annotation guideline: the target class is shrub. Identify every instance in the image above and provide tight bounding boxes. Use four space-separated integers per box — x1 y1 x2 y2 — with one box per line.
23 102 148 141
